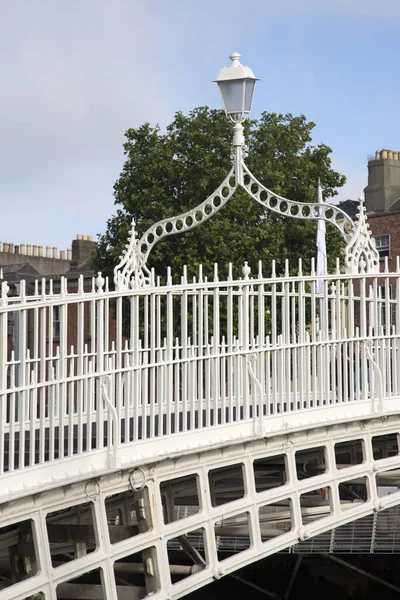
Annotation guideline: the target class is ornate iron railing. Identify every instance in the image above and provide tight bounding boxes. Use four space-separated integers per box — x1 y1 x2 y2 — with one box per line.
1 259 400 481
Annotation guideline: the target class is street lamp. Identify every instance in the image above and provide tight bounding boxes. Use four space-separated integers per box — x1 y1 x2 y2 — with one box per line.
214 52 259 122
114 53 378 290
214 52 259 185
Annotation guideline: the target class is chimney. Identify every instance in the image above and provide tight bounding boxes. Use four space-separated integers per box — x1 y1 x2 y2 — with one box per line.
365 149 400 212
70 235 95 270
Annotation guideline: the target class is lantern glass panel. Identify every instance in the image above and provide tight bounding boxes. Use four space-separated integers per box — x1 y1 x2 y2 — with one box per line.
244 80 256 113
218 80 244 115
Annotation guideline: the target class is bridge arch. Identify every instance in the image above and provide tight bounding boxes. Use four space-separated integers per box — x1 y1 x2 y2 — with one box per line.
2 415 400 599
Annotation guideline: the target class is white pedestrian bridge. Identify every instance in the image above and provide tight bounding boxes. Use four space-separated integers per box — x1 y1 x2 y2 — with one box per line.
1 50 399 600
1 251 400 600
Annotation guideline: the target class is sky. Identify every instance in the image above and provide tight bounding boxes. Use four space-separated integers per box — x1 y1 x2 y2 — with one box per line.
1 0 400 252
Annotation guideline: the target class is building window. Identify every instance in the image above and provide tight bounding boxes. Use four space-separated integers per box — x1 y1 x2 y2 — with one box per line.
373 234 390 258
53 306 60 339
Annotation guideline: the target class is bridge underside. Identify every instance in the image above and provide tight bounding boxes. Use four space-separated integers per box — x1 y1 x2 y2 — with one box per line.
2 414 400 600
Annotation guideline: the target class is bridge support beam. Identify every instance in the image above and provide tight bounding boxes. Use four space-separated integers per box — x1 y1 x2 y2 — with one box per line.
327 555 400 595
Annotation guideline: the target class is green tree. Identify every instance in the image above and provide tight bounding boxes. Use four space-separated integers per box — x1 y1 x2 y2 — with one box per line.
94 107 346 282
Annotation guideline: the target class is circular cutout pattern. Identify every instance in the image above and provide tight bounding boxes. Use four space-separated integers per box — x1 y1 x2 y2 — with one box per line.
204 204 212 216
147 233 154 245
185 216 193 227
260 190 268 203
290 205 299 216
243 174 251 186
280 201 288 213
175 220 183 231
140 243 147 254
195 211 203 222
213 196 222 208
251 183 259 195
325 208 333 219
155 226 163 237
221 187 230 198
302 205 310 217
165 222 173 233
270 196 278 209
335 214 343 226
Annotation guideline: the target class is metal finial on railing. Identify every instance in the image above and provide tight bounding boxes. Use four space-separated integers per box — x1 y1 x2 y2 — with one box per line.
0 281 9 305
95 272 105 293
242 261 251 279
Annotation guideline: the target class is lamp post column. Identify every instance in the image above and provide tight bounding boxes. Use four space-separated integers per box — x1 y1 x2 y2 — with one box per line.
233 122 244 186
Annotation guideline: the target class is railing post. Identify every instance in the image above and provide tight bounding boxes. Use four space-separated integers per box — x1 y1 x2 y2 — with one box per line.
241 263 251 420
0 285 8 474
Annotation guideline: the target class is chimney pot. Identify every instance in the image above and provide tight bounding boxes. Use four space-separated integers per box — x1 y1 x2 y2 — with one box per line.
27 245 32 256
67 248 72 260
382 149 388 159
20 244 26 254
394 152 399 161
3 243 8 253
388 150 393 160
60 250 65 260
38 245 43 257
33 244 38 256
52 246 58 259
375 150 381 160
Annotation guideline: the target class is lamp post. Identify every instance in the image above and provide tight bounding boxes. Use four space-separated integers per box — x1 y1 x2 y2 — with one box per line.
214 52 259 186
114 53 379 290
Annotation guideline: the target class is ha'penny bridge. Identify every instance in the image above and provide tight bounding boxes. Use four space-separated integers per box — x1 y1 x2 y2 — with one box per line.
2 53 400 600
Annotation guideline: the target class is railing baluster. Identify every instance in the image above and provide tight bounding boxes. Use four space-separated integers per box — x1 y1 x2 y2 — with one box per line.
2 260 400 487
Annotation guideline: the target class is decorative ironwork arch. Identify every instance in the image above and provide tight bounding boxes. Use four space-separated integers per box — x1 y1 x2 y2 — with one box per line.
114 170 237 290
114 123 379 290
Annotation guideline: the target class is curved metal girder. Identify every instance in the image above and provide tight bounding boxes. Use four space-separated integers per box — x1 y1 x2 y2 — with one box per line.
114 146 380 288
114 169 237 290
241 162 354 241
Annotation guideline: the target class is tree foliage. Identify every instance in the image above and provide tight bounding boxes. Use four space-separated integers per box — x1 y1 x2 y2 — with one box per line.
94 107 346 282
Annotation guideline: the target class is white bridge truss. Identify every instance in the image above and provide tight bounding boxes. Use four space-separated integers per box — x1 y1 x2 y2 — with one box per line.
1 415 400 599
1 256 400 598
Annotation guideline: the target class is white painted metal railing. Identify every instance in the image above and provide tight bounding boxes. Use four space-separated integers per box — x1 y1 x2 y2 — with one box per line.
1 258 400 477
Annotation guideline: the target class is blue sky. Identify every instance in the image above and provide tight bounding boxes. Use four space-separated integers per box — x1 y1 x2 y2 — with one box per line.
1 0 400 251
